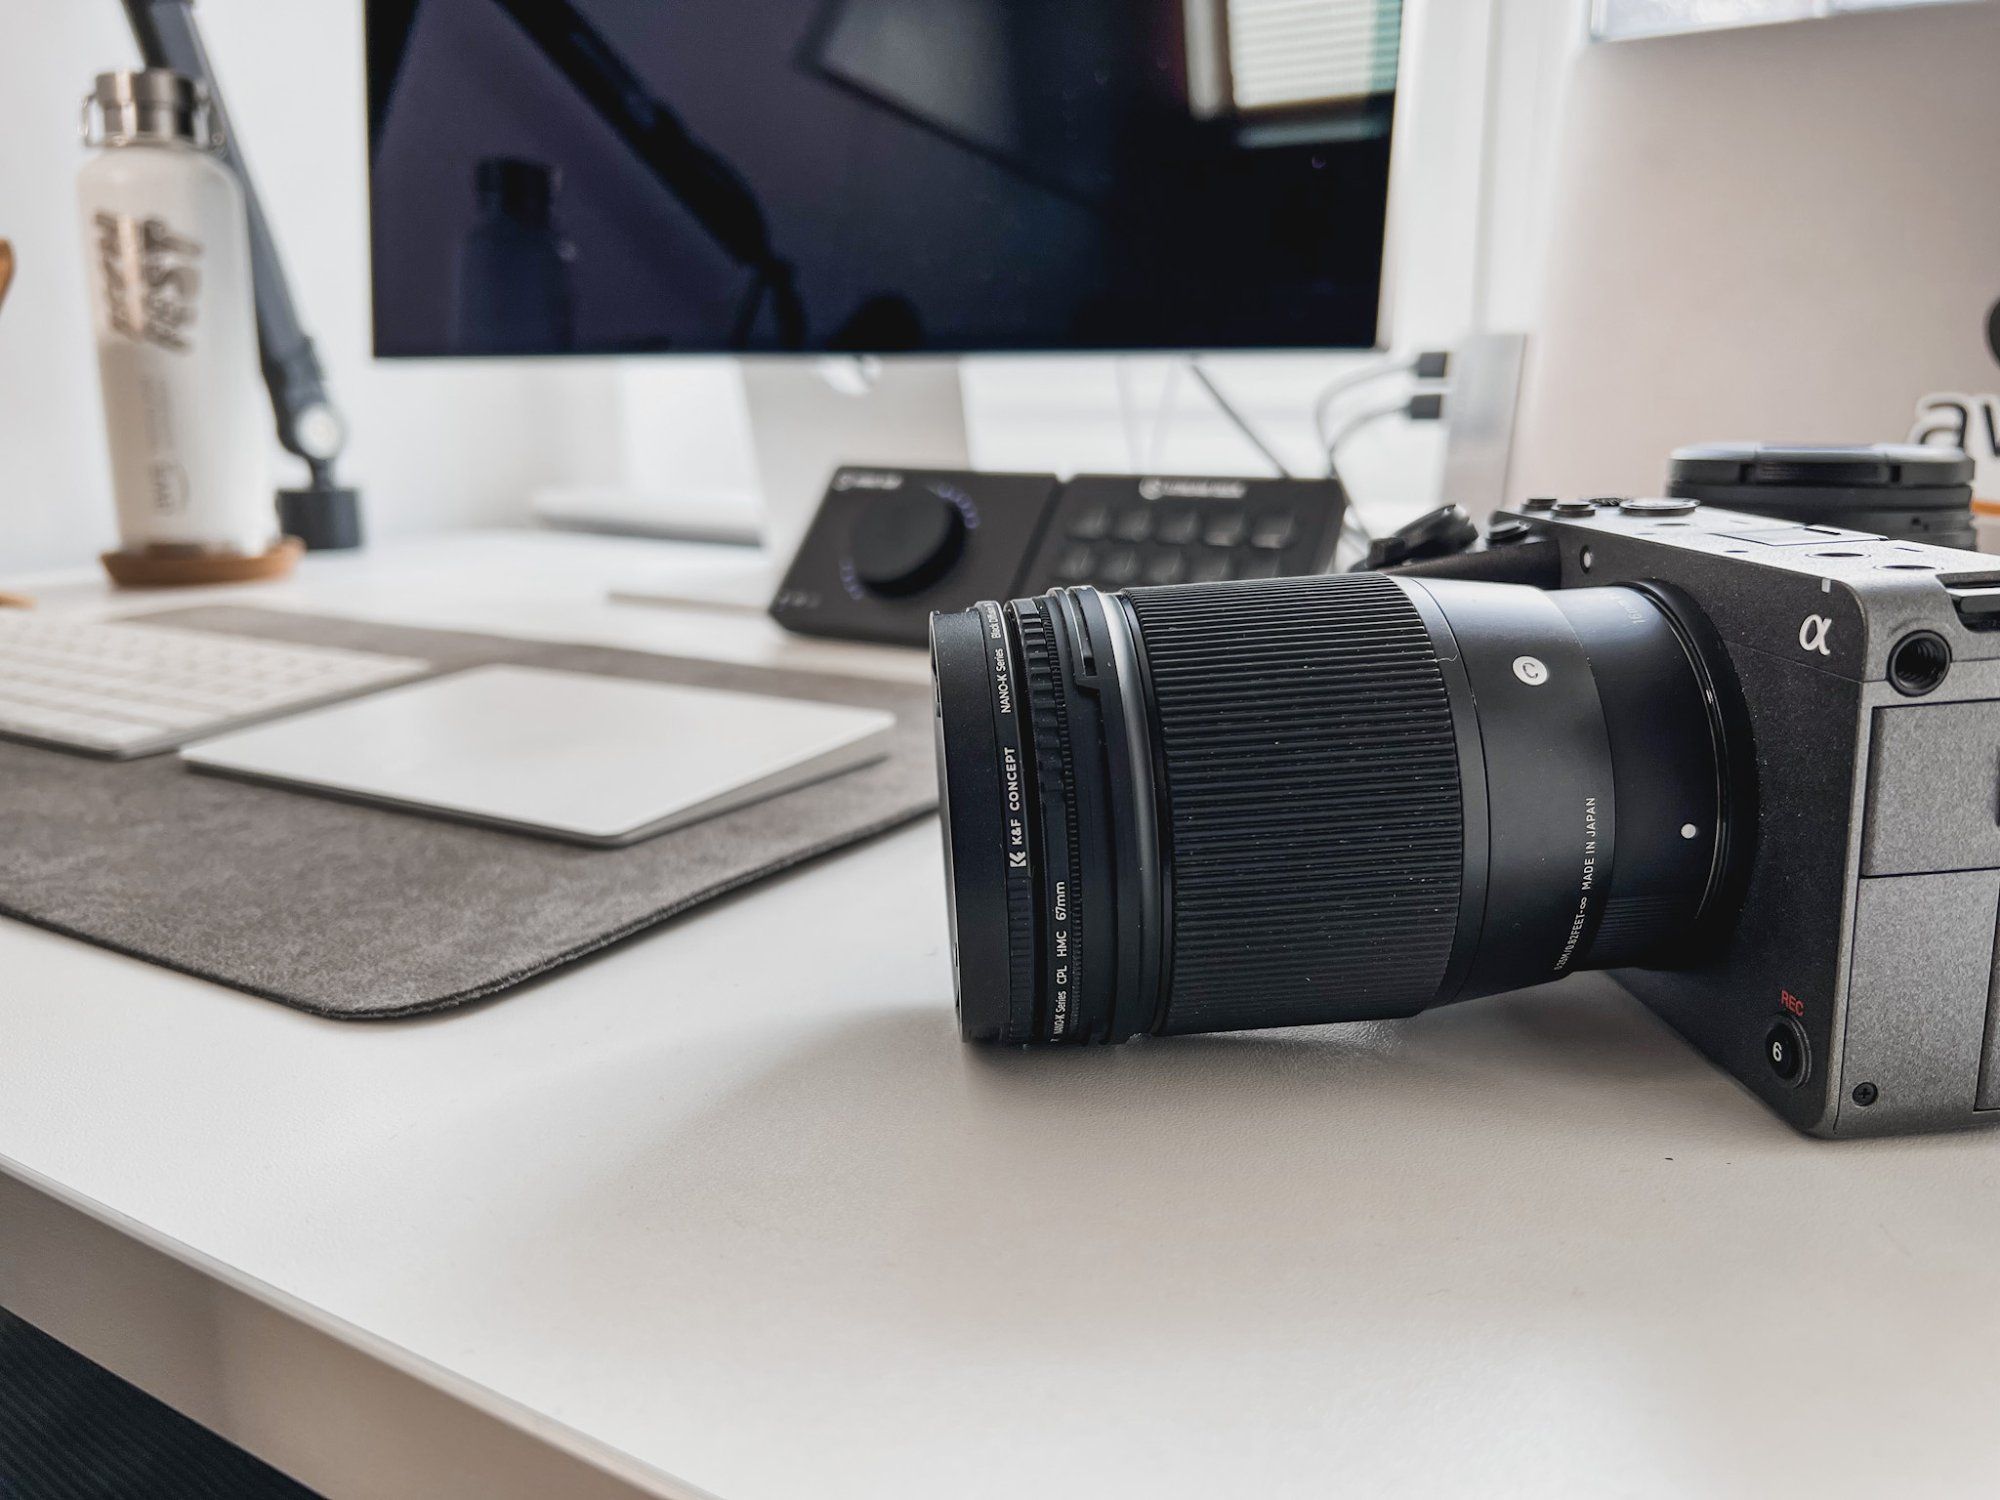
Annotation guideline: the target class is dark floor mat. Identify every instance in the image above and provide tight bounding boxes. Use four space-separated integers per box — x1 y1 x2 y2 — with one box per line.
0 1308 320 1499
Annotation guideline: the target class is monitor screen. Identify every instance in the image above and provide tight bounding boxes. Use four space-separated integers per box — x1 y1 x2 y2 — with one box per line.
366 0 1401 357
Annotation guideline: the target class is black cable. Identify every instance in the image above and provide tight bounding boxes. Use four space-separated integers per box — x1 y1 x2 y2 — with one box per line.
486 0 808 350
123 0 346 475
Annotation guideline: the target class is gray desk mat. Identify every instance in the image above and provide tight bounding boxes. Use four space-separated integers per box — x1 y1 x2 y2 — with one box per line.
0 605 937 1019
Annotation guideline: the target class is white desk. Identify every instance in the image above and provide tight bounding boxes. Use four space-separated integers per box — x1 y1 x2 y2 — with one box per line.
4 531 2000 1500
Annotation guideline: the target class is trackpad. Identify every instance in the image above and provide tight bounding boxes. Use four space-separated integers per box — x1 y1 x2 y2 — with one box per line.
181 665 898 846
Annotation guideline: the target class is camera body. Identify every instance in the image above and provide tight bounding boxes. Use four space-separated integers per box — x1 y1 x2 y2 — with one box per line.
1501 497 2000 1137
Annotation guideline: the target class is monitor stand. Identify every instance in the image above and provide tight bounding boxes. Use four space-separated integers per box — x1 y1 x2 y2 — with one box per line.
743 357 971 568
545 357 971 611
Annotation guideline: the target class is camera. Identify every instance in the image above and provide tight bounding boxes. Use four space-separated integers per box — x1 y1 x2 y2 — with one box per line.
930 493 2000 1137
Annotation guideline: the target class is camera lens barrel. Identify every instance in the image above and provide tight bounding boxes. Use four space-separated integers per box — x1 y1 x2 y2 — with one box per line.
931 572 1736 1045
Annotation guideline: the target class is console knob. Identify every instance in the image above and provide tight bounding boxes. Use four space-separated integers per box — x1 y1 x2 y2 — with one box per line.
848 489 968 597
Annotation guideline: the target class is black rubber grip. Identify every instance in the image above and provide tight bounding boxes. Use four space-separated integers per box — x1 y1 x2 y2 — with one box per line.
1125 574 1465 1033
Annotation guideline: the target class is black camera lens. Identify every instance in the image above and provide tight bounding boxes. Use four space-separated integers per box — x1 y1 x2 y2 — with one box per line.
930 574 1742 1045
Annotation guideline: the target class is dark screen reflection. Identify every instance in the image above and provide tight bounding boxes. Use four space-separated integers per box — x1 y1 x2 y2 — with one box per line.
367 0 1399 355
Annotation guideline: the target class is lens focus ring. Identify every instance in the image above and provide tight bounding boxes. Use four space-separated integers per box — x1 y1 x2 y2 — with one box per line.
1125 574 1465 1034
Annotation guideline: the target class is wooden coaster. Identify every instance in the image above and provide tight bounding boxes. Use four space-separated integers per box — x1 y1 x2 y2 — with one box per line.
101 536 305 589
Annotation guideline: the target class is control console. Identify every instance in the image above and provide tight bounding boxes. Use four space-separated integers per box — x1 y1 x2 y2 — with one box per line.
772 468 1347 647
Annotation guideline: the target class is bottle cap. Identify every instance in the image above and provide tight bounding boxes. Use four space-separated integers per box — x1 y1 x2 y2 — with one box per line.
83 69 220 151
475 157 560 226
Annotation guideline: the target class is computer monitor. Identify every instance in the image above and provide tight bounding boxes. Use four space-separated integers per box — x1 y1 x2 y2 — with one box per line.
364 0 1403 358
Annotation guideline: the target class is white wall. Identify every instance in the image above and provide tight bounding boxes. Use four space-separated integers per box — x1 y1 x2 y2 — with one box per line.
0 0 1575 575
0 1 616 574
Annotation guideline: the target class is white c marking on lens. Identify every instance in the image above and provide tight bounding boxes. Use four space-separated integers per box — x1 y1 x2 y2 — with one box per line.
1512 655 1549 686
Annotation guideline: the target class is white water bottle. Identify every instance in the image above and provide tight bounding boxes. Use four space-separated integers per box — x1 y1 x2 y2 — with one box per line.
78 69 273 557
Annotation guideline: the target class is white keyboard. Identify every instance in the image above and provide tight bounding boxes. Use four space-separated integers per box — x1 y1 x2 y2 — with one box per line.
0 615 429 759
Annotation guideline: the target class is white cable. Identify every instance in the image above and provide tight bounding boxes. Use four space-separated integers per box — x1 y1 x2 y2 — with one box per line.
1325 397 1414 547
1324 396 1410 475
1310 357 1414 454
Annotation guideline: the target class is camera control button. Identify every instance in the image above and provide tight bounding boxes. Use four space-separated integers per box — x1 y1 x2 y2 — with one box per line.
1249 511 1298 550
1764 1017 1810 1087
1620 497 1698 515
1067 504 1112 541
1202 510 1248 548
1097 547 1142 586
1111 507 1154 543
1239 554 1282 579
1553 498 1601 516
1053 544 1096 582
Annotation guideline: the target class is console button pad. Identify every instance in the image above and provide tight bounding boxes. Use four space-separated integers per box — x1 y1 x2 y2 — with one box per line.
1018 474 1347 594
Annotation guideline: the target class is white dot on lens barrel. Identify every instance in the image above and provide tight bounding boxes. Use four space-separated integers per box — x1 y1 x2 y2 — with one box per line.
1681 824 1698 839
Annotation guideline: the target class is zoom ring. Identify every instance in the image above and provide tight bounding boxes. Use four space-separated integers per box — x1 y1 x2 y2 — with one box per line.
1126 574 1465 1034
